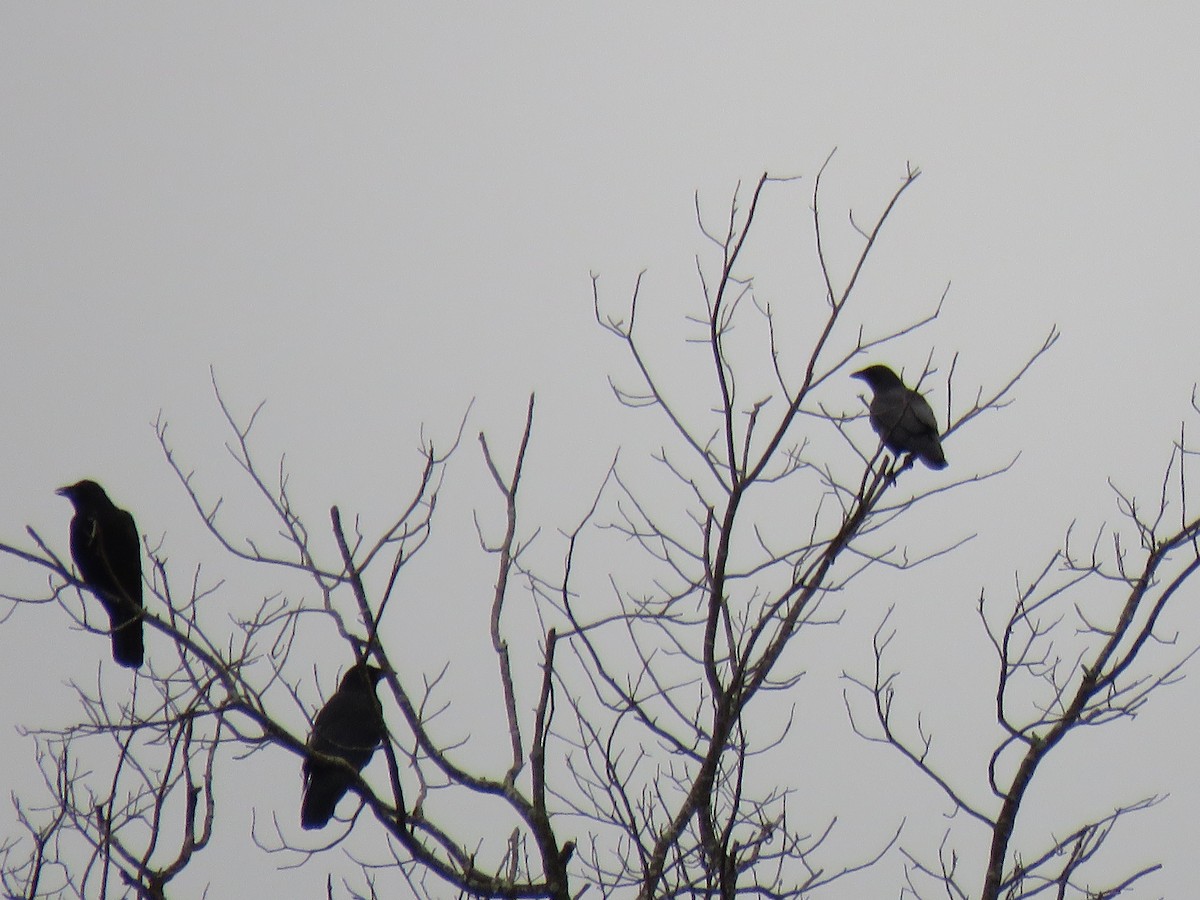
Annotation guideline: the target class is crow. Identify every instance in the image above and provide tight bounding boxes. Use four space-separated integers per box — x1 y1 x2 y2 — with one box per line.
57 480 145 668
301 662 387 830
852 364 948 470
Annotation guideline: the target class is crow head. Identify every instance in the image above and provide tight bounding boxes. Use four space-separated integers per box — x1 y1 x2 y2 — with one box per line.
851 365 904 392
56 479 112 510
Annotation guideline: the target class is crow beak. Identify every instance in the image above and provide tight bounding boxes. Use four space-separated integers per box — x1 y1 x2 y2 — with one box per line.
55 485 70 497
850 369 867 381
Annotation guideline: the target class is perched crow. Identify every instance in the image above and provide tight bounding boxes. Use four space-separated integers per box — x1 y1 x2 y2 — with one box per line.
57 480 145 668
852 364 948 470
301 662 387 830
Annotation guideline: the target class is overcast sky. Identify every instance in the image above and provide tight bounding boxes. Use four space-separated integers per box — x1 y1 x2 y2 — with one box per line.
1 5 1198 897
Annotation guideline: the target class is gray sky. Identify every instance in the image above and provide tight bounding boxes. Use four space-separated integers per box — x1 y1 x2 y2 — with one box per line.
2 5 1198 897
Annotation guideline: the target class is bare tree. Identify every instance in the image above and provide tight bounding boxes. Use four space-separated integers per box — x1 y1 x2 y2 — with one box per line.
846 438 1200 899
1 158 1193 899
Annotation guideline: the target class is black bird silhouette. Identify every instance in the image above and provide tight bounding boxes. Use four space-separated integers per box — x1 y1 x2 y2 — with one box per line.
852 365 948 470
57 480 144 668
301 662 387 830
